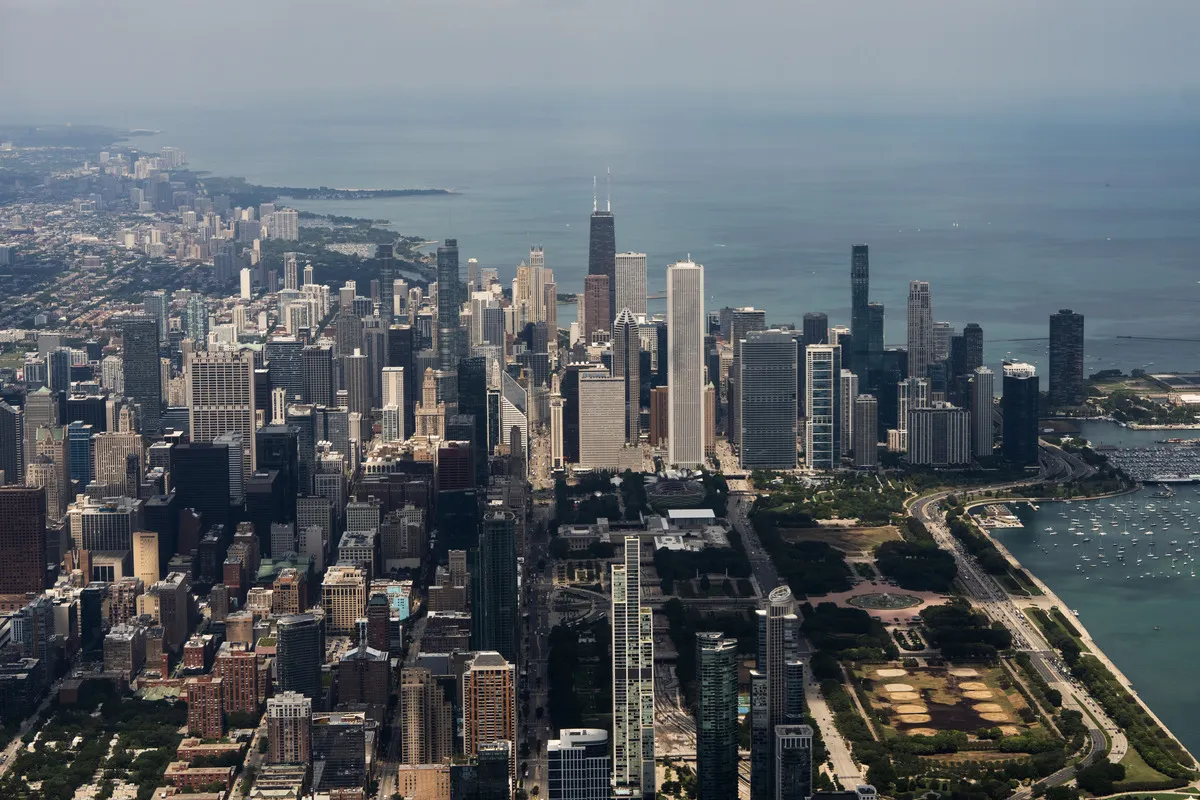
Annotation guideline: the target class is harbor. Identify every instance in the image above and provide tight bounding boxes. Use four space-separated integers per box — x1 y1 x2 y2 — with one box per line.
991 420 1200 758
1103 445 1200 483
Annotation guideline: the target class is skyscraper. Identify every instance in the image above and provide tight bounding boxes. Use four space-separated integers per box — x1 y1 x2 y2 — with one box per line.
303 343 334 407
0 400 23 484
970 366 995 458
471 511 518 663
588 179 616 314
277 613 323 702
122 316 163 435
186 349 257 473
612 535 654 800
400 667 455 766
265 336 305 405
143 291 168 346
738 330 798 469
377 243 395 324
775 725 814 800
342 349 371 421
0 487 46 595
667 260 705 468
907 402 972 466
548 728 611 800
850 245 870 363
1002 362 1039 465
267 691 313 765
615 252 648 319
804 344 841 470
581 274 611 344
578 373 631 471
802 312 829 348
696 632 739 800
437 239 463 370
612 310 641 444
905 281 934 378
852 394 879 467
184 293 209 345
1049 309 1085 407
463 651 517 788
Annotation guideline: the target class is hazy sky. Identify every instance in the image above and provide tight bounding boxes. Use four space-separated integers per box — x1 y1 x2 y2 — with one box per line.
3 0 1200 117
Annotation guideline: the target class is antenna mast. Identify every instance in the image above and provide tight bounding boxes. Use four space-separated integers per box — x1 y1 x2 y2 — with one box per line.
606 167 611 212
592 176 597 213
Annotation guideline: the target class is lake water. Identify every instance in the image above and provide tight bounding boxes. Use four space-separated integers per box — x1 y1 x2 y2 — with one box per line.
996 420 1200 756
124 98 1200 385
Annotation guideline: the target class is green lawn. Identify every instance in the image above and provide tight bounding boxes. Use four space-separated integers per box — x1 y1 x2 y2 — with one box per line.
1113 745 1183 790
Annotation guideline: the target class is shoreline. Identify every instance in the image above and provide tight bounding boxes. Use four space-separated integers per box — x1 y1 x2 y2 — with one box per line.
964 494 1199 771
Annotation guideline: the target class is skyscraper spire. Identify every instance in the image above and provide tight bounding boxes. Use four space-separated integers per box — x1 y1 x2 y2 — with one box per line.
606 166 611 212
593 176 598 213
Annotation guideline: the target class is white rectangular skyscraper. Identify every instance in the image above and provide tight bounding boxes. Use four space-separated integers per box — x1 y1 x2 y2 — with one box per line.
615 252 648 317
667 260 705 468
187 349 257 473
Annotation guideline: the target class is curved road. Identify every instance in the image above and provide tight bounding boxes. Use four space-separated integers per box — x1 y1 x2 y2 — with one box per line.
910 481 1127 798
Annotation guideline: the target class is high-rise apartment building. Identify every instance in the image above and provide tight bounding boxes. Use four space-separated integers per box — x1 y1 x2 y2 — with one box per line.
840 371 859 456
850 245 870 366
1049 309 1085 407
471 511 518 662
186 349 257 473
667 260 705 468
581 274 611 344
436 239 463 370
322 565 366 635
548 728 611 800
612 535 654 800
0 400 23 484
1002 362 1040 465
277 613 323 702
804 344 841 470
696 632 739 800
751 585 803 800
122 316 163 434
400 667 455 766
463 651 517 788
614 252 647 318
0 487 46 596
186 676 224 738
775 725 814 800
267 691 312 765
738 330 798 469
612 309 641 444
970 366 995 458
852 395 879 467
377 243 395 324
905 281 934 379
907 402 972 466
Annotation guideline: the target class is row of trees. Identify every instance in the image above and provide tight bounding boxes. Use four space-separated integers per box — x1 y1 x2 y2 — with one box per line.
875 540 958 592
921 598 1012 661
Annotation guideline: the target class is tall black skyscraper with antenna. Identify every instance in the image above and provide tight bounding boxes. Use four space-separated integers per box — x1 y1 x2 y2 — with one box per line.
850 244 870 366
588 172 616 316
